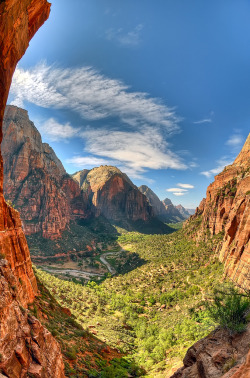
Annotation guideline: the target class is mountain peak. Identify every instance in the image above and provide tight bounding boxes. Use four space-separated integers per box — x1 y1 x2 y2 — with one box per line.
74 165 135 191
233 133 250 167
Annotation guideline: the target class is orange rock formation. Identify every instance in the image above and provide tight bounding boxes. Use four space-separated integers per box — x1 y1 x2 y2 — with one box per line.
0 0 65 376
186 134 250 289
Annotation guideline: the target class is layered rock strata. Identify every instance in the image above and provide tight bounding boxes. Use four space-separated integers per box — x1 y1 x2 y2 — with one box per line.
186 134 250 289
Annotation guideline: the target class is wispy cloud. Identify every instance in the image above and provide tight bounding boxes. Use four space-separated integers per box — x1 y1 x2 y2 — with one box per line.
193 118 212 124
105 24 144 46
166 188 188 193
177 183 194 189
201 158 232 178
10 62 190 179
40 118 80 142
78 127 187 178
66 156 110 167
10 62 178 132
225 134 244 148
166 183 194 196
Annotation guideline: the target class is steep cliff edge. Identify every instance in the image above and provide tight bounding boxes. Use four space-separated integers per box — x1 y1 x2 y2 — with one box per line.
185 134 250 289
0 0 65 376
3 105 90 240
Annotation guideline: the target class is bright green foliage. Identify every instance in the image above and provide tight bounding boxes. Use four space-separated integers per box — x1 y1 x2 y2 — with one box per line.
36 229 225 375
206 287 250 333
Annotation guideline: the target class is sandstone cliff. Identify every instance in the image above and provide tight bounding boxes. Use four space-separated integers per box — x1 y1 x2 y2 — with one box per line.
3 105 90 240
73 166 154 223
0 0 65 376
186 133 250 289
139 185 185 222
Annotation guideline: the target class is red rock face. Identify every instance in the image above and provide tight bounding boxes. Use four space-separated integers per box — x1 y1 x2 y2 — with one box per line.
0 1 65 376
73 166 154 222
3 105 90 240
186 134 250 289
0 259 64 377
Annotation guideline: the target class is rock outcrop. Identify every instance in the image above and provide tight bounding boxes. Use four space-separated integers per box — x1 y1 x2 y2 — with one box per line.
186 134 250 289
0 0 65 376
3 105 90 239
139 185 185 222
171 324 250 378
73 166 154 223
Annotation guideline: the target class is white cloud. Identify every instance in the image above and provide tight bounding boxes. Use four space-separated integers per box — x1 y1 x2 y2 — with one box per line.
225 134 244 147
105 24 144 46
10 63 192 179
66 156 110 167
193 118 212 124
78 127 187 177
173 192 186 196
201 158 232 178
166 188 188 193
10 62 178 132
177 183 194 189
40 118 80 141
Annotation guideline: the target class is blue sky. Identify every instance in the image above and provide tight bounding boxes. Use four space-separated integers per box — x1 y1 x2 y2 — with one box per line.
8 0 250 208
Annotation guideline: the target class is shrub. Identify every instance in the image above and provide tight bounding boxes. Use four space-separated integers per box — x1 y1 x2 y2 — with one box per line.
206 287 250 333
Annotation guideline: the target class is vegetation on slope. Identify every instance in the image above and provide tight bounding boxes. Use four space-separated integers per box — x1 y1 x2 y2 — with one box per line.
30 278 144 377
36 229 225 376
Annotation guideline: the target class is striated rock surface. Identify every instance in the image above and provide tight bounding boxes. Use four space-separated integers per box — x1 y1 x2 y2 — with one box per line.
3 105 90 239
73 166 154 222
0 0 65 376
170 324 250 378
185 133 250 289
139 185 184 222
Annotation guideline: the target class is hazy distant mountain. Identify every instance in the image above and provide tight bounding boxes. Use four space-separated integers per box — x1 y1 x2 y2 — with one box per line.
162 198 186 222
186 208 196 215
139 185 185 223
175 204 191 219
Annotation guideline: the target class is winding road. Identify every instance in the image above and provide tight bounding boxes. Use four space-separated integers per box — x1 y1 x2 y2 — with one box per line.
43 250 122 280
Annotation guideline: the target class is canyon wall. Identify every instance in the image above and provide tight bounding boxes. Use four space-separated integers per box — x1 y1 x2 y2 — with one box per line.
3 105 90 239
0 0 65 376
73 166 154 222
186 134 250 289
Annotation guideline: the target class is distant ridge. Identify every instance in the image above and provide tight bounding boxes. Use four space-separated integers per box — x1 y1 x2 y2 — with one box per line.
139 185 185 223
